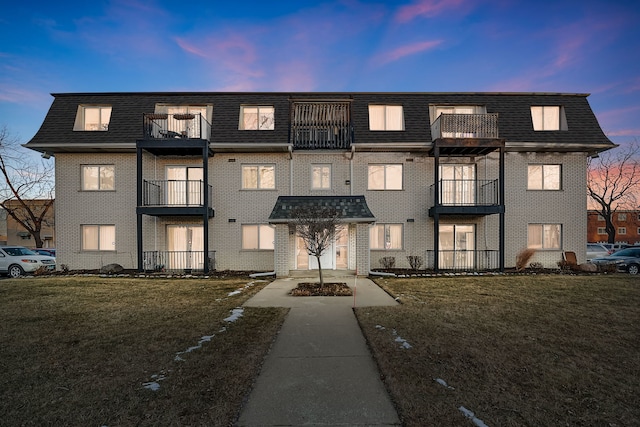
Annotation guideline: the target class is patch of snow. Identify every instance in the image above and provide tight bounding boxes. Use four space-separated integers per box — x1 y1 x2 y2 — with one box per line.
435 378 455 389
143 374 167 391
227 290 242 296
224 307 244 323
375 325 386 330
392 329 412 349
459 406 489 427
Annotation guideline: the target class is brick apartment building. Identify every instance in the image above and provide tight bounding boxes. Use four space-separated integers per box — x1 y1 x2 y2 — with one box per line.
25 92 614 275
587 210 640 244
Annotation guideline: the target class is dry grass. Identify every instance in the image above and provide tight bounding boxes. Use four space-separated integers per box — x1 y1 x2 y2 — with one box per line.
0 276 287 426
356 275 640 426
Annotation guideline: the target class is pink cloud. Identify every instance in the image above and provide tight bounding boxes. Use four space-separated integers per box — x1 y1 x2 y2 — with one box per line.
175 34 263 79
373 40 443 66
395 0 469 23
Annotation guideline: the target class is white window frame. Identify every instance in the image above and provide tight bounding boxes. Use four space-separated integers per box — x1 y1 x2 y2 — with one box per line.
618 227 627 235
239 106 275 130
241 164 275 190
597 214 605 221
527 164 561 190
311 164 332 190
368 105 404 131
81 165 115 191
74 105 112 131
527 224 562 250
369 224 403 250
81 225 115 251
531 106 566 131
368 164 403 190
242 224 275 250
618 213 627 221
597 227 607 235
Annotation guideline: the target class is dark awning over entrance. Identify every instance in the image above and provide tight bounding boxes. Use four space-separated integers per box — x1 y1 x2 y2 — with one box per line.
268 195 376 223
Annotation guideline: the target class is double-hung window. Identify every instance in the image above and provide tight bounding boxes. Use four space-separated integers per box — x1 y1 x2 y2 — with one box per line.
82 165 114 191
368 105 404 131
82 225 115 251
242 224 275 250
618 227 627 235
311 164 331 190
240 106 274 130
370 224 403 250
75 106 112 131
527 164 561 190
528 224 561 250
368 164 402 190
597 227 606 234
242 165 275 189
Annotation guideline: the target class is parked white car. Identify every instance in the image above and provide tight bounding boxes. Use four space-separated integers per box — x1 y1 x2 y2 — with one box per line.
0 246 56 278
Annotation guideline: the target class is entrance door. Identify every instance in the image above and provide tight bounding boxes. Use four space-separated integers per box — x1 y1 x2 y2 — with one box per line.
296 226 347 270
166 225 204 270
166 166 203 206
439 224 475 269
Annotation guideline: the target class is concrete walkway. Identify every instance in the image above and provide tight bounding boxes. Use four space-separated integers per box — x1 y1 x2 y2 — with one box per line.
237 274 400 426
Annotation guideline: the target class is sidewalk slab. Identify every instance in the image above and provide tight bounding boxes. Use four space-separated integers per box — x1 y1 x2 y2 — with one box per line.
236 277 400 426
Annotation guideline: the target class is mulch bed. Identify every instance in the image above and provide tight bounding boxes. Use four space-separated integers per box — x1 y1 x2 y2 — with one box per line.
290 282 353 296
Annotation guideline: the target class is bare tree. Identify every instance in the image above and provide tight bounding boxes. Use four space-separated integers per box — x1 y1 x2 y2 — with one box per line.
587 141 640 244
0 126 55 247
291 205 341 287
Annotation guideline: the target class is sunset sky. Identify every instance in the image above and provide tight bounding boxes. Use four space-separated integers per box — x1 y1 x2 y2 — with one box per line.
1 0 639 146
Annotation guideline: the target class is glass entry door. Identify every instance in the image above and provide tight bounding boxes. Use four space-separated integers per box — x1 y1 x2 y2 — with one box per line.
440 165 475 205
166 225 204 270
439 224 475 269
166 166 203 206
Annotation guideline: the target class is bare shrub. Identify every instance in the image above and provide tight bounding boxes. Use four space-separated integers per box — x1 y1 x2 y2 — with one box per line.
516 248 536 271
380 256 396 269
406 255 423 270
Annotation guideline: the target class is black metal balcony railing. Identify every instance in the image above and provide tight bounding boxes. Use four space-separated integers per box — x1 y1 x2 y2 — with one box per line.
291 102 353 149
430 179 499 206
425 250 499 271
431 113 499 140
143 113 211 140
143 250 216 273
142 180 213 208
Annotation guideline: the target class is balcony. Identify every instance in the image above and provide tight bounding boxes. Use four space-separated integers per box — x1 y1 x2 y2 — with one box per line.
425 250 500 271
143 113 211 140
431 113 501 156
138 180 214 217
290 102 353 149
142 250 216 273
429 179 503 216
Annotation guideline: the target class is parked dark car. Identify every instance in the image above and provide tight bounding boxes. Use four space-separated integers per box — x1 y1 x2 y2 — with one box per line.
591 246 640 274
33 248 56 257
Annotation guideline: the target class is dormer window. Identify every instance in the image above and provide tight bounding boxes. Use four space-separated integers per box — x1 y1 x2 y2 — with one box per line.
240 106 275 130
74 106 112 131
531 106 567 131
368 105 404 131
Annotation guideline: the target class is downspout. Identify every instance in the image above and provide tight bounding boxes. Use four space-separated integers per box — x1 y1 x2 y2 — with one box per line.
347 145 355 195
288 145 293 195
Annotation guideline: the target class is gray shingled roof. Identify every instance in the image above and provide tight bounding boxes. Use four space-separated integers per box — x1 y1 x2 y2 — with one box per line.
268 196 376 223
25 92 615 154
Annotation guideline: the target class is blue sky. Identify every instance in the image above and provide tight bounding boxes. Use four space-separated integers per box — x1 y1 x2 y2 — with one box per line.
1 0 639 145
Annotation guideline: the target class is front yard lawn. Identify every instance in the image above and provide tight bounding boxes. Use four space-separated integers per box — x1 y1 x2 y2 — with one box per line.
356 275 640 426
0 276 287 426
